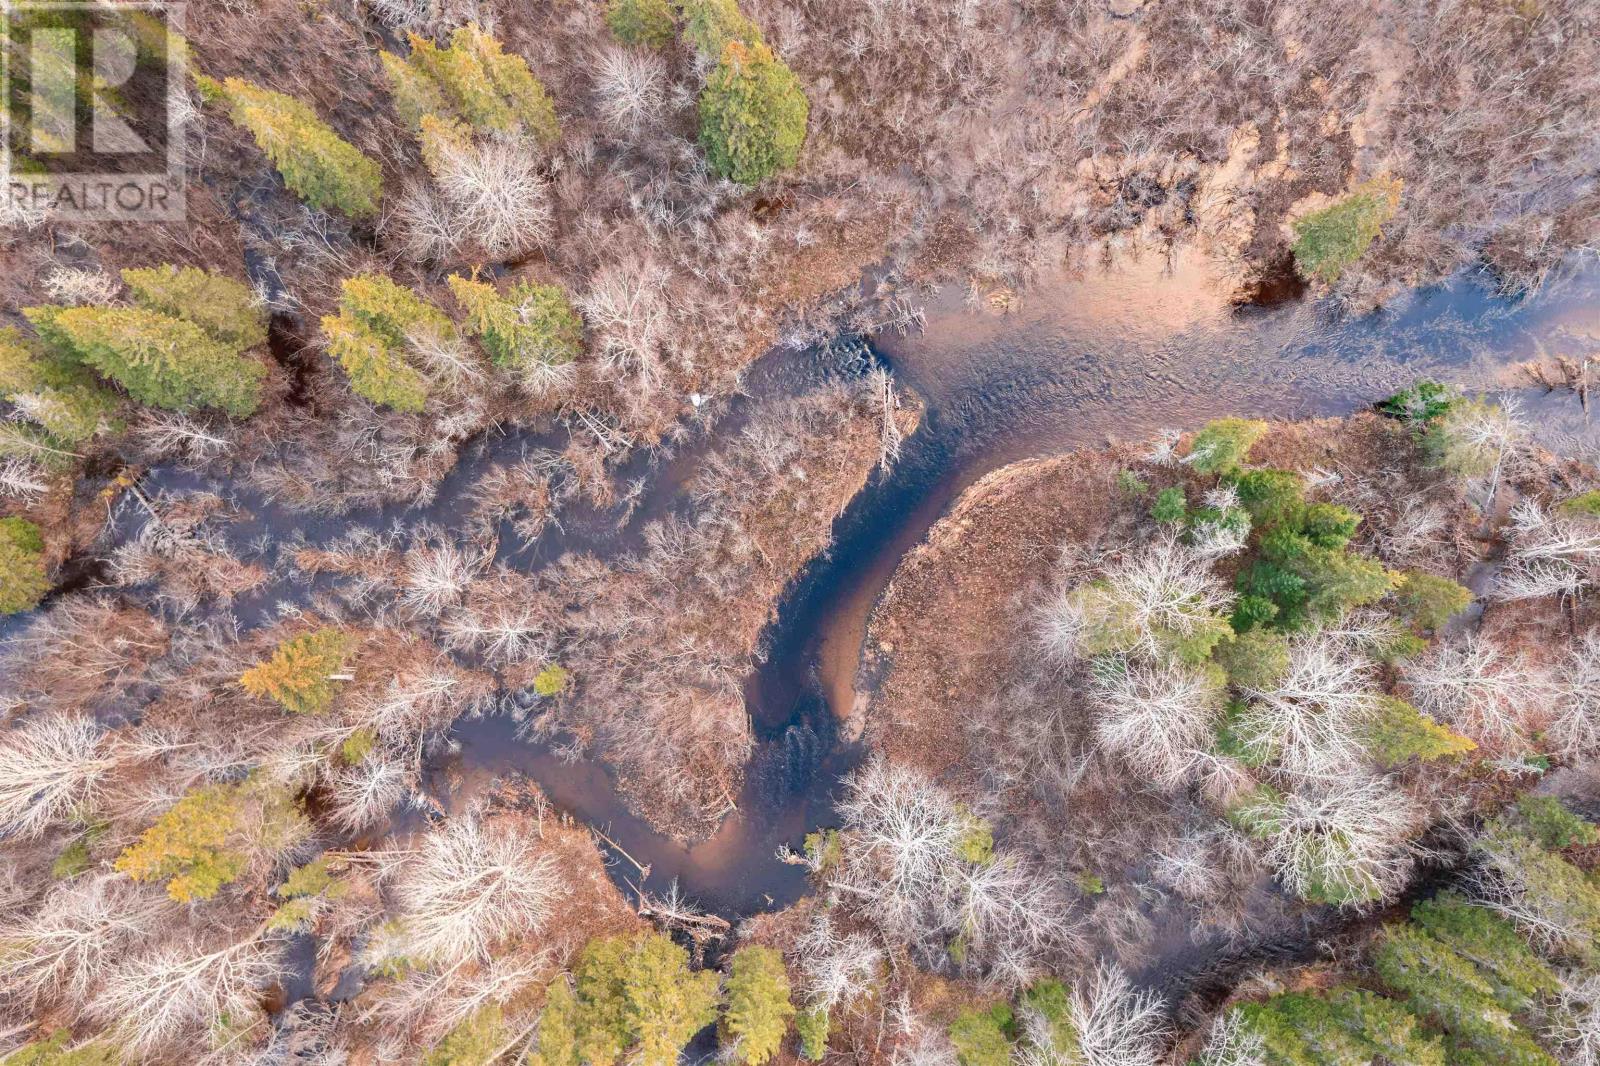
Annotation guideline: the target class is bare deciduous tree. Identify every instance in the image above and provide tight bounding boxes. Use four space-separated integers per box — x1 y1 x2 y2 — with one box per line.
1091 657 1224 787
1402 634 1553 748
369 816 564 969
94 932 283 1058
1237 633 1380 778
1066 963 1167 1066
0 714 120 838
0 875 171 1014
1246 774 1422 906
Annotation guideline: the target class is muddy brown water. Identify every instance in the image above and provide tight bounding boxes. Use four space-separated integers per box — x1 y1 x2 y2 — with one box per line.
16 250 1600 983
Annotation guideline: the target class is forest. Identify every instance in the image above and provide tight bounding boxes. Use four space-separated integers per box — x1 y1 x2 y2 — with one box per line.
2 0 1600 1062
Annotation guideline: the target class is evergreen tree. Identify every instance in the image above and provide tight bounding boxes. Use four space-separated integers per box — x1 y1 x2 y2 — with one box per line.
1150 486 1187 525
422 1005 508 1066
698 40 808 185
195 74 383 219
121 265 269 351
1237 988 1444 1066
1214 629 1291 689
321 273 453 413
0 328 119 451
1186 418 1268 475
383 24 558 144
1559 489 1600 519
1362 696 1475 766
678 0 762 55
794 1006 829 1062
1229 469 1397 631
0 1030 121 1066
722 946 794 1064
240 627 354 714
322 314 429 413
607 0 676 47
1410 893 1558 1010
114 783 250 901
339 273 458 351
1393 570 1472 631
1513 795 1600 850
23 304 264 418
1018 979 1080 1061
1291 178 1401 284
948 1003 1014 1066
558 934 721 1066
0 517 50 615
532 979 582 1066
448 274 582 372
1372 925 1556 1066
114 779 305 901
625 933 721 1065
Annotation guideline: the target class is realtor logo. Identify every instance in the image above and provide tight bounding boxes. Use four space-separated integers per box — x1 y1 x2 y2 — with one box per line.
1 0 186 221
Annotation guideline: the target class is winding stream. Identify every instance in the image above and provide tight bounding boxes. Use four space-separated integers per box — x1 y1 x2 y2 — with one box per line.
89 248 1600 925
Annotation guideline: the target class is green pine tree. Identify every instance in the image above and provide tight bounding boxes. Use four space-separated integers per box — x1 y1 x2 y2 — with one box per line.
448 274 582 372
1291 178 1401 284
678 0 762 56
0 517 50 615
0 328 119 451
195 74 382 219
948 1003 1013 1066
794 1006 829 1062
1362 696 1476 766
698 40 808 185
120 265 269 352
607 0 677 46
1372 925 1556 1066
722 947 794 1064
321 273 454 413
24 304 264 417
422 1005 508 1066
1185 418 1268 475
383 25 558 144
1393 570 1472 631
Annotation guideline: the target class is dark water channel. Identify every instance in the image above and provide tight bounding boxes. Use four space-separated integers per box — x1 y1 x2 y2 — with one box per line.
65 251 1600 930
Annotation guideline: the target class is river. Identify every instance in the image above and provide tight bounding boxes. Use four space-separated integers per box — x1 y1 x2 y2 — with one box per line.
79 247 1600 926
